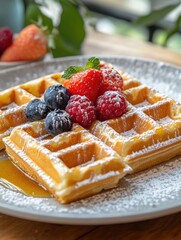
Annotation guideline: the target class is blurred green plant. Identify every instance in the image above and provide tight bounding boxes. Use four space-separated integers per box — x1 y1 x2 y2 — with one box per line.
24 0 86 57
134 2 181 46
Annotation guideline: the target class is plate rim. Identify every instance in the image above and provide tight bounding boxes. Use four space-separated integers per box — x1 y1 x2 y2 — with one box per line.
0 54 181 75
0 55 180 224
0 199 180 225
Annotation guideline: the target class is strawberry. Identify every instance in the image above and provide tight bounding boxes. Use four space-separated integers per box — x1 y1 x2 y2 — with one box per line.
99 68 123 95
66 69 103 102
1 24 48 62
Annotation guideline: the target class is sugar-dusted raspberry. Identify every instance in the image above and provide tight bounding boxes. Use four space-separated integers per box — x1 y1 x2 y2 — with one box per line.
99 68 123 95
99 62 111 69
65 95 96 128
96 91 127 121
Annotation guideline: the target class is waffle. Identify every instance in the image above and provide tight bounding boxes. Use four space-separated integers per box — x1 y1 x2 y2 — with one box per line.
3 121 129 203
0 73 64 150
90 70 181 173
2 62 181 203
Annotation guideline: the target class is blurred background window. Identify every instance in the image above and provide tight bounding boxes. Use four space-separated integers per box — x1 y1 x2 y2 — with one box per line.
83 0 181 52
0 0 24 33
0 0 180 57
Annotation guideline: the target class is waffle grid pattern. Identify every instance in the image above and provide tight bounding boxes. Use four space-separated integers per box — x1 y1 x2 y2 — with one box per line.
3 122 129 203
90 69 181 172
0 73 64 150
1 63 181 203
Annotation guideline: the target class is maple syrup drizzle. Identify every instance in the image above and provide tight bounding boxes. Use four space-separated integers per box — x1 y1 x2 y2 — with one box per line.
0 157 50 198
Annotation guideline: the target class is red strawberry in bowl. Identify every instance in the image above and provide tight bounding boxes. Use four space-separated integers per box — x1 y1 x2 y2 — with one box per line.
1 24 48 62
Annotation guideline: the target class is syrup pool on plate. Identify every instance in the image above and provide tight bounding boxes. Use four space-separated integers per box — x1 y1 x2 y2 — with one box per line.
0 153 50 198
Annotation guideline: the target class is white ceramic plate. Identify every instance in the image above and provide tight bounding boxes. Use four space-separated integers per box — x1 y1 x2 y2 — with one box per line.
0 61 29 71
0 56 180 225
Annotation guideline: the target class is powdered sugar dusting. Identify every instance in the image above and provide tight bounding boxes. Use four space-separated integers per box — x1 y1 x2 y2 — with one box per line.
128 136 181 159
0 57 180 103
135 100 151 108
121 129 137 138
0 56 180 222
157 116 174 125
0 156 180 216
0 102 18 110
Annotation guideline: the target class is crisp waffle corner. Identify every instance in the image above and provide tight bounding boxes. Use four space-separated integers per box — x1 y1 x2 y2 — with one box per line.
1 61 181 203
3 122 129 203
0 73 64 150
90 92 181 172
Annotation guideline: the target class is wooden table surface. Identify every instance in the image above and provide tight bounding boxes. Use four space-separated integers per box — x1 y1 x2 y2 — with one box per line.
83 28 181 67
0 29 181 240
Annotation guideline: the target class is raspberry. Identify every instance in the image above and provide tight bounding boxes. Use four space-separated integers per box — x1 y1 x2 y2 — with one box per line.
99 68 123 95
65 95 96 128
99 62 110 69
0 27 13 55
45 110 72 136
44 84 70 110
67 69 103 103
25 99 50 122
96 91 127 121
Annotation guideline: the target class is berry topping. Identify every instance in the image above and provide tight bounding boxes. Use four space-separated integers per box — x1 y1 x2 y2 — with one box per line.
0 27 13 55
62 57 101 79
45 110 72 136
96 91 127 121
66 69 103 102
25 99 50 122
65 95 96 128
99 68 123 95
44 84 70 110
99 62 110 69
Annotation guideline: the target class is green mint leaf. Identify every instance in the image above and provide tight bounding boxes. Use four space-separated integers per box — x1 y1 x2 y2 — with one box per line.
62 66 85 79
85 57 100 70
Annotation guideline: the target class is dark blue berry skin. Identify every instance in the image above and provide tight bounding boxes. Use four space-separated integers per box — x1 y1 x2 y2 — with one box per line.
25 99 50 122
45 110 72 136
44 85 70 110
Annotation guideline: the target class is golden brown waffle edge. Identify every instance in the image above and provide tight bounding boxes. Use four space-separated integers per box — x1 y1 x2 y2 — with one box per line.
3 122 130 203
0 72 65 150
1 61 181 203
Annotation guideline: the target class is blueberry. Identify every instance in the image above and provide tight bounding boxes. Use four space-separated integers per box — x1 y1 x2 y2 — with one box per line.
25 99 50 122
44 85 70 110
45 110 73 136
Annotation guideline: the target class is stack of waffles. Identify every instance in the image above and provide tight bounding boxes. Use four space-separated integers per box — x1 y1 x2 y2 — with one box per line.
1 63 181 203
